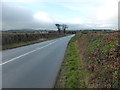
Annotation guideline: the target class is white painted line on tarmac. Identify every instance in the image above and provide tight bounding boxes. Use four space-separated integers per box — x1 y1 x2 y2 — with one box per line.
0 40 57 65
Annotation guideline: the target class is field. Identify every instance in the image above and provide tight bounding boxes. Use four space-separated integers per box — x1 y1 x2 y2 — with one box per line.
55 31 120 88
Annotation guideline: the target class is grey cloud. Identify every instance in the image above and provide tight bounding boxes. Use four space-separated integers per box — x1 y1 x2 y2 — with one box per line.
1 2 94 30
2 2 35 30
2 2 56 30
2 4 33 22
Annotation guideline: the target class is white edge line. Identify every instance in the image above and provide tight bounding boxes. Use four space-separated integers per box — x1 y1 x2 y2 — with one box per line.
0 40 57 66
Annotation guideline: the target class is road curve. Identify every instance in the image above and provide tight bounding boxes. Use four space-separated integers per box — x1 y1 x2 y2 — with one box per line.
2 35 74 88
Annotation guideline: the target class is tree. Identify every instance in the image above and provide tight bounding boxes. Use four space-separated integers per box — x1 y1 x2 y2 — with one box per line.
55 24 61 33
62 24 68 34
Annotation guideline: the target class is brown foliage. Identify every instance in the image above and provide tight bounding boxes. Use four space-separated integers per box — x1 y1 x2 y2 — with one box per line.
77 32 120 88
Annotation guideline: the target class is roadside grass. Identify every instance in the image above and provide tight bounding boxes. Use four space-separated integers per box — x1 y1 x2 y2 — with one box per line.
55 32 119 88
64 40 79 88
55 34 91 88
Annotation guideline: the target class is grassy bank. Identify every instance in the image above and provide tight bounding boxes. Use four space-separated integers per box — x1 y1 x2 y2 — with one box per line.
55 34 91 88
55 32 119 88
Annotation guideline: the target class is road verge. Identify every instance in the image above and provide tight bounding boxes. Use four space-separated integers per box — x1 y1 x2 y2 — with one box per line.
55 32 119 88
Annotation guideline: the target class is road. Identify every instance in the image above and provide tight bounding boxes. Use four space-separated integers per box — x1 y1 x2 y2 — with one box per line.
1 35 74 88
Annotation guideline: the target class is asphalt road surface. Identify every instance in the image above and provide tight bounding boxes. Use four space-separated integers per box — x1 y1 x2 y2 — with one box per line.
1 35 74 88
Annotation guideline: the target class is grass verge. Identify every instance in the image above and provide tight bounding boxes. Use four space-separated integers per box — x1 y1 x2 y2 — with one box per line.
55 34 90 88
55 32 119 88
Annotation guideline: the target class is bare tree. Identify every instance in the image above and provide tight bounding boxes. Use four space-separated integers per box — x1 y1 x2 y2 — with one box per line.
55 24 68 34
55 24 61 33
62 24 68 34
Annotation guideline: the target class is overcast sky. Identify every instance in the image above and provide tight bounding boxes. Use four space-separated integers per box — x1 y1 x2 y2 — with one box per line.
1 0 119 30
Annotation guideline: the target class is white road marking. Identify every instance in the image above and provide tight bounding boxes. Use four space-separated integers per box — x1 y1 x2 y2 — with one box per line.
2 39 57 57
0 40 57 65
